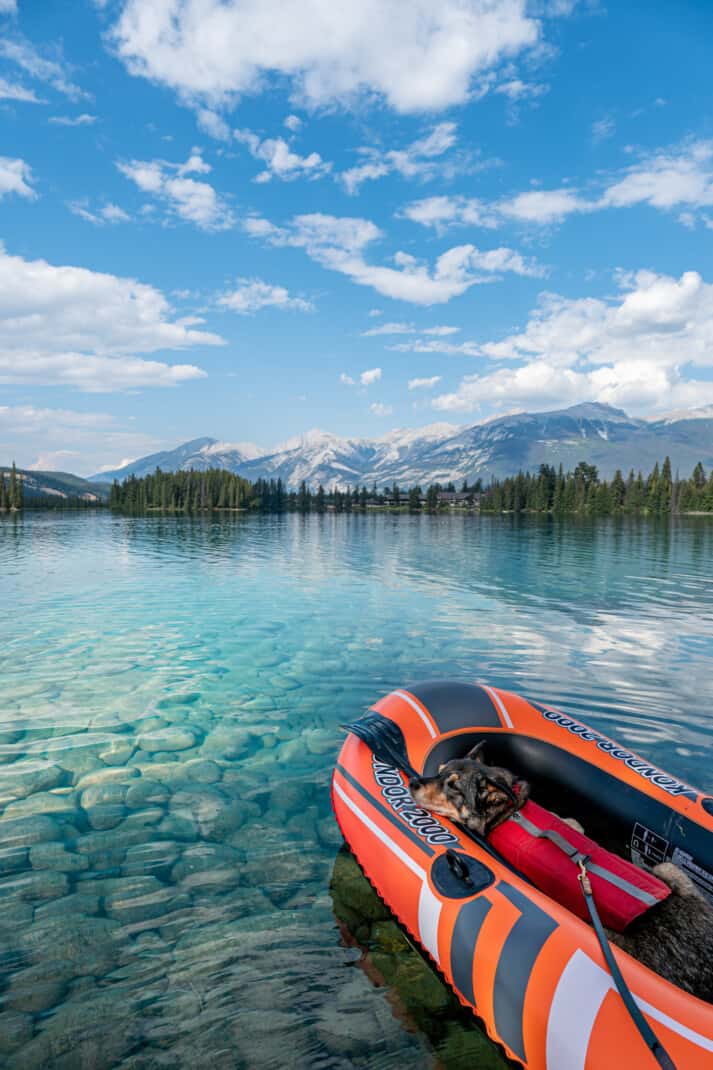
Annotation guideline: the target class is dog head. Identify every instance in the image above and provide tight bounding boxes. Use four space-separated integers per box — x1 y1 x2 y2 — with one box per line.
409 741 529 837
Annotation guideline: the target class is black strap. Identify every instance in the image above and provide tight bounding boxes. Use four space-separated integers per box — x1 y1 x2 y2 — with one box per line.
578 871 677 1070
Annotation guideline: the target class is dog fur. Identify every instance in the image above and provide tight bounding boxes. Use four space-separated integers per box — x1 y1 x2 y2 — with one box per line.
409 744 713 1002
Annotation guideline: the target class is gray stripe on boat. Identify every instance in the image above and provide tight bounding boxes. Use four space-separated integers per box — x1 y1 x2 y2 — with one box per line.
493 882 558 1062
450 895 493 1007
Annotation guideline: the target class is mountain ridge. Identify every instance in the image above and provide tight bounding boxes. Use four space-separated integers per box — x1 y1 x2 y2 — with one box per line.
91 403 713 489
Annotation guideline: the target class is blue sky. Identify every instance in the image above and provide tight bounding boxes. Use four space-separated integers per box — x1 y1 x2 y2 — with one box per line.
1 0 713 474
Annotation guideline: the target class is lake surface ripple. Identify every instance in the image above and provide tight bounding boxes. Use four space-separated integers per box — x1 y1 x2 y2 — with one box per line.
1 512 712 1068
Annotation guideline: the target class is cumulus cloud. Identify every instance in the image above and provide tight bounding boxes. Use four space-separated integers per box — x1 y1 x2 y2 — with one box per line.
234 128 330 182
370 401 392 416
401 194 498 232
0 76 42 102
196 108 231 140
360 367 382 386
0 404 163 475
48 113 97 126
0 243 222 391
431 269 713 416
407 140 713 232
109 0 559 114
408 376 441 390
0 36 86 100
218 278 313 313
69 200 130 225
117 149 234 230
0 156 36 200
340 122 459 194
340 367 382 387
284 114 302 132
592 116 615 143
244 211 543 305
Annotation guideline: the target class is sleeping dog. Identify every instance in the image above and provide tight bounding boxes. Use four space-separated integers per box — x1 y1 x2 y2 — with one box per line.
409 743 713 1003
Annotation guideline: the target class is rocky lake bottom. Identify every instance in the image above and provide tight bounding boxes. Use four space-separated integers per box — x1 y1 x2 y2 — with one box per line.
1 511 712 1068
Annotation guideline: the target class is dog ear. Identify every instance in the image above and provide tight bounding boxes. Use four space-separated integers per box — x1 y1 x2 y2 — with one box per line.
465 740 486 763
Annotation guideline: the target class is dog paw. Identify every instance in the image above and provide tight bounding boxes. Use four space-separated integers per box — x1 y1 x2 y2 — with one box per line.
653 862 698 897
562 817 585 835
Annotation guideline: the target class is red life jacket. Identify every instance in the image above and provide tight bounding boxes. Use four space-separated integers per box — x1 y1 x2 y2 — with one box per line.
489 799 671 932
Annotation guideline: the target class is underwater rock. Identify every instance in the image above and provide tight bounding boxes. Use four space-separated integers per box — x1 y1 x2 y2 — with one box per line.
29 842 88 872
0 814 63 847
76 766 139 789
199 724 251 761
169 786 244 842
4 960 70 1014
181 758 222 784
0 1010 33 1055
122 840 181 880
0 760 63 803
80 780 128 831
99 875 187 927
124 778 169 809
35 891 101 920
170 843 243 895
0 843 28 876
3 788 78 820
137 727 196 753
98 738 136 766
8 989 142 1070
9 869 69 902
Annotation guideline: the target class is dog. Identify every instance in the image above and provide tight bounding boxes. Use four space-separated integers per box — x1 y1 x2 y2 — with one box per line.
409 742 713 1002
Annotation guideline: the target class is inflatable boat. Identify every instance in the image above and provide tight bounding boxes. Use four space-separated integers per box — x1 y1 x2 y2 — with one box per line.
331 681 713 1070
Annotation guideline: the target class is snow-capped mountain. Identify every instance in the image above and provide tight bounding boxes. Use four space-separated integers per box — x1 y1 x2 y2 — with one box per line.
92 404 713 488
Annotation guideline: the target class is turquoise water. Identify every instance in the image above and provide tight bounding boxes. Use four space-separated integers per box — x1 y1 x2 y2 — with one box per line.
1 511 712 1068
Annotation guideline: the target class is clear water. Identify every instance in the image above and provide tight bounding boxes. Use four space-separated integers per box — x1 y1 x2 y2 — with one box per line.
1 511 712 1069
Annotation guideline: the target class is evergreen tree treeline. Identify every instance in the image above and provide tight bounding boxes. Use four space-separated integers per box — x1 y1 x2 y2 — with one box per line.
0 462 23 511
106 459 713 516
479 459 713 516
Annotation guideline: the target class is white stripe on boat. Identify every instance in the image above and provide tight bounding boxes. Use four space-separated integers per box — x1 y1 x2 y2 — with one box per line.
481 684 514 728
394 689 438 738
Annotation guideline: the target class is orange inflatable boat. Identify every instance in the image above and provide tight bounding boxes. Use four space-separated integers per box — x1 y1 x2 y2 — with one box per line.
331 681 713 1069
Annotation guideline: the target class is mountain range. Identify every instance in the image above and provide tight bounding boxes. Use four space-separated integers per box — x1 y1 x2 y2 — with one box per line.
1 467 110 505
92 402 713 489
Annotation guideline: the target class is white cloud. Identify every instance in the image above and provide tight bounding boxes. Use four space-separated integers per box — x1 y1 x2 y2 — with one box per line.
0 36 86 100
360 367 382 386
592 116 615 142
196 108 231 140
48 113 97 126
408 376 441 390
117 149 234 230
498 187 592 224
494 79 548 101
600 140 713 212
341 122 459 194
339 372 355 386
390 338 481 356
109 0 556 114
370 402 393 416
0 76 41 102
218 278 313 313
0 156 36 200
401 194 498 231
0 0 18 12
368 308 383 317
284 114 302 132
234 128 330 182
0 404 161 476
0 243 222 391
432 269 713 416
69 200 131 225
362 321 459 336
245 211 543 305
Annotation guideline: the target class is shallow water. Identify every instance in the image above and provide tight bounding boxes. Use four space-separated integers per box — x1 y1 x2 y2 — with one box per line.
1 511 712 1068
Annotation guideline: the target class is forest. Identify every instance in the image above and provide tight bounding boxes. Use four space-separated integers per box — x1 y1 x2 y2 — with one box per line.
104 458 713 516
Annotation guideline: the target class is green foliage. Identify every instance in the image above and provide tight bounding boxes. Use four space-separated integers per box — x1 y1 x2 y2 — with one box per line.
480 459 713 516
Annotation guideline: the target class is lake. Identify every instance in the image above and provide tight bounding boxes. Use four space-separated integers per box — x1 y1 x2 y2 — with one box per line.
1 511 712 1068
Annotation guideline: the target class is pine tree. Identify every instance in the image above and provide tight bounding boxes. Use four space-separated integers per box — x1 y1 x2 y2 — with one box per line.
0 471 6 511
9 461 19 510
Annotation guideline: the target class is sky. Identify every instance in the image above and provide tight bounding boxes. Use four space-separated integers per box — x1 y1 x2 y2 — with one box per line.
1 0 713 475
